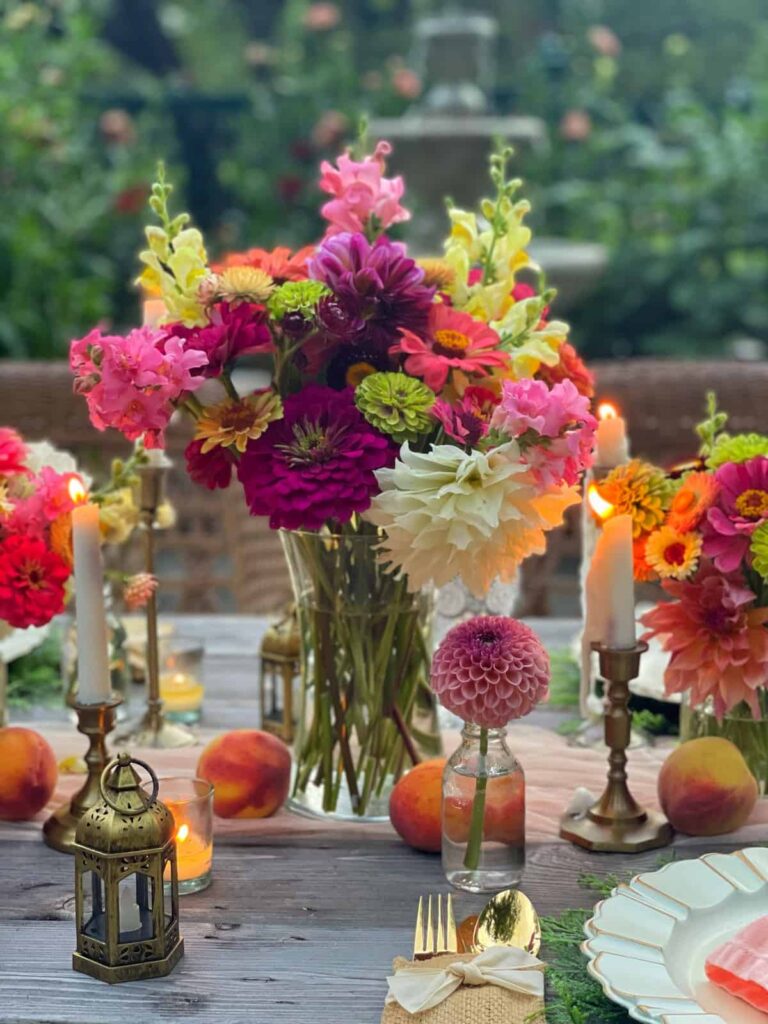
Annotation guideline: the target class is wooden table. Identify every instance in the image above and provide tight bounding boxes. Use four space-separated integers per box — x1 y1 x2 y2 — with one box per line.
0 616 743 1024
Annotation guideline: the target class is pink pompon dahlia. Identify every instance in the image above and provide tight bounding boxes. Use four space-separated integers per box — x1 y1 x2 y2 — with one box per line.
703 457 768 572
640 562 768 719
319 141 410 237
237 384 395 530
431 616 550 729
0 428 28 479
392 303 510 393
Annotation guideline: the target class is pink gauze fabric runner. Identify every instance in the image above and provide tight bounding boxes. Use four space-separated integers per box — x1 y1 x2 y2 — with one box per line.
6 723 768 845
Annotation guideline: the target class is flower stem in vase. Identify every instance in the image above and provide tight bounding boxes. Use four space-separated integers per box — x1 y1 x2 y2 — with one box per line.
464 726 489 871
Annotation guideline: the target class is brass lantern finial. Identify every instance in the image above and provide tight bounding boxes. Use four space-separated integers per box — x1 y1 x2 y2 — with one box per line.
73 754 184 983
259 606 300 742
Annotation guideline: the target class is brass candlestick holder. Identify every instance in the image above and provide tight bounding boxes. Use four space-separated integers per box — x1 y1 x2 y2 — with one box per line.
43 696 122 853
560 641 673 853
115 456 195 748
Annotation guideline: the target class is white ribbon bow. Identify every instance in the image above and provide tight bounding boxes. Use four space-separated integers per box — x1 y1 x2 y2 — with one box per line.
386 946 545 1014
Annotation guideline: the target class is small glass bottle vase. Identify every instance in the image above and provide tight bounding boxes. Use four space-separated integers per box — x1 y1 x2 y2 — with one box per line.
442 724 525 893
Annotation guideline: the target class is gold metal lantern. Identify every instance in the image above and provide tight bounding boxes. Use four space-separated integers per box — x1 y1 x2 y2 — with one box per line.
259 608 300 743
73 753 184 984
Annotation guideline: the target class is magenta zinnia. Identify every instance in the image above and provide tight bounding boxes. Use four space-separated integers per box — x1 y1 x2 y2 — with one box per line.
237 385 395 530
703 457 768 572
431 616 550 729
640 562 768 719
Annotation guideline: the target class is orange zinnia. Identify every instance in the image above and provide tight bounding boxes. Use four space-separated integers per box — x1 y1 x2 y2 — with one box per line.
666 471 719 533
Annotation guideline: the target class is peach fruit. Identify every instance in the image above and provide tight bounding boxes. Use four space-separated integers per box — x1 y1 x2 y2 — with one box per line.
658 736 758 836
443 772 525 847
0 727 57 820
197 729 291 818
389 758 445 852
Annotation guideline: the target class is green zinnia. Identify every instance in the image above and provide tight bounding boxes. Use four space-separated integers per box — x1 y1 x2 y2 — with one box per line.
708 433 768 469
751 521 768 579
355 372 435 443
267 280 330 320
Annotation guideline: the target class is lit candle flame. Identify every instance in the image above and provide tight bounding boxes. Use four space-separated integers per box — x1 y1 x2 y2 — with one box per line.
588 483 615 522
67 476 87 504
597 401 619 421
176 823 190 843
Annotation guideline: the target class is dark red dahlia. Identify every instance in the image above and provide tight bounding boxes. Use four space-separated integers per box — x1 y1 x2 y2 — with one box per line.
169 302 273 378
308 232 434 347
184 439 234 490
237 385 395 530
0 534 70 629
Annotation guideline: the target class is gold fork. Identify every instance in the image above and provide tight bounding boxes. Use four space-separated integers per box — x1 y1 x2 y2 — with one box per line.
413 894 458 960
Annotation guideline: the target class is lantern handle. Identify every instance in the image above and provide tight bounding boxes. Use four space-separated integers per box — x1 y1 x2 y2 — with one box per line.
99 755 160 815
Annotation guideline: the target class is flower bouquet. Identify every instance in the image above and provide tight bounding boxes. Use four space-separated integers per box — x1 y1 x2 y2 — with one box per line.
597 395 768 788
70 141 596 818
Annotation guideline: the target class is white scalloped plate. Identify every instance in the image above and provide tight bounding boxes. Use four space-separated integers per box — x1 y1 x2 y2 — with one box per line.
583 849 768 1023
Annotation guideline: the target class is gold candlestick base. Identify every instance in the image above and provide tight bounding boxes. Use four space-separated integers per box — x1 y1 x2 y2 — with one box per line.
114 701 196 749
560 642 674 853
43 697 122 854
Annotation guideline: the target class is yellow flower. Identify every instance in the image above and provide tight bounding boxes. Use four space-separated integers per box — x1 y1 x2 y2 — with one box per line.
600 460 674 538
156 501 176 530
195 390 283 454
416 258 455 291
216 266 275 305
0 481 13 518
137 225 209 327
99 487 139 545
645 526 702 580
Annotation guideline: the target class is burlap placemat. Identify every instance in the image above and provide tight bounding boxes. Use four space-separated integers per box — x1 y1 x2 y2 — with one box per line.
381 953 545 1024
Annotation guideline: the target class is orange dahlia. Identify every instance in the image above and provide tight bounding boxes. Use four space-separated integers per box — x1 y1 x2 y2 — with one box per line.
214 246 314 282
666 471 719 533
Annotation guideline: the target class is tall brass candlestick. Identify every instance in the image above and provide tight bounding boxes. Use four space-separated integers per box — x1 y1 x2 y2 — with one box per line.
116 456 195 748
560 641 673 852
43 696 122 853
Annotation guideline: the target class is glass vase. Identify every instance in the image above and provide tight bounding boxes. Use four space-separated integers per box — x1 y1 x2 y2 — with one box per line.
442 723 525 893
681 694 768 795
281 526 440 822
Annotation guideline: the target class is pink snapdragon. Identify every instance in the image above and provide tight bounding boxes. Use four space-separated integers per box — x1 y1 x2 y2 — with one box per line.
319 141 410 237
491 378 597 487
70 326 208 447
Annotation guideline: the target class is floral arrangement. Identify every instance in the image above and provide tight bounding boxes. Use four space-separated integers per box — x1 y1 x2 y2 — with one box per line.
0 430 168 631
69 144 596 595
68 141 596 816
596 395 768 725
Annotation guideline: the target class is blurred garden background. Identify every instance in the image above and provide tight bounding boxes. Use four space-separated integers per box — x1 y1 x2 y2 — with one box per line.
6 0 768 364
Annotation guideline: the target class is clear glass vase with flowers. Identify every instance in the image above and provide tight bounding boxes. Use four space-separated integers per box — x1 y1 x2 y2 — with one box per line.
68 142 596 818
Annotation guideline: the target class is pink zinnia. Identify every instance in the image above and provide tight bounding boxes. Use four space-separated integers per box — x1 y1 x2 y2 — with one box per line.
0 428 28 479
431 616 550 729
319 141 410 237
703 457 768 572
641 562 768 719
391 304 509 393
491 378 597 487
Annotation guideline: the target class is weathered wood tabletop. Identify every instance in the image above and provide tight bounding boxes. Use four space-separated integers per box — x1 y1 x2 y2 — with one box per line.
0 616 744 1024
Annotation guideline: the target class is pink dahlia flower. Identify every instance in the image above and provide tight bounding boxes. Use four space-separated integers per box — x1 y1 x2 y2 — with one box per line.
237 385 395 530
0 428 28 479
491 378 597 487
391 303 509 393
319 141 410 237
431 616 550 729
704 457 768 572
432 386 498 446
640 562 768 719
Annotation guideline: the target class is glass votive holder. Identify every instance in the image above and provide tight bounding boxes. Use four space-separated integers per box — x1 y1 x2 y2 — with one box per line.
159 642 205 725
158 776 213 895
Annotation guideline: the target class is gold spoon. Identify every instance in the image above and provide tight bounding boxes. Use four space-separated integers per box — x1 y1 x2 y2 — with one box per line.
464 889 541 956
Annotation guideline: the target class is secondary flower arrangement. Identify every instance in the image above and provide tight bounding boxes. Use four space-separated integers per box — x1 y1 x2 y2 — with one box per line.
69 142 596 817
595 394 768 783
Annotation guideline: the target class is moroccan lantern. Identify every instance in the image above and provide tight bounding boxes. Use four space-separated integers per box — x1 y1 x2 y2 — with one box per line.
259 608 300 743
73 753 184 983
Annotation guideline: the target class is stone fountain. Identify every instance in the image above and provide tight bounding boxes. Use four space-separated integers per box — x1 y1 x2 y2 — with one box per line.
370 8 606 311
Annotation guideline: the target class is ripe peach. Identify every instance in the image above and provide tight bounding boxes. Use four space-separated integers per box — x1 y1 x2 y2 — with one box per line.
0 727 57 820
443 772 525 847
197 729 291 819
658 737 758 836
389 758 445 852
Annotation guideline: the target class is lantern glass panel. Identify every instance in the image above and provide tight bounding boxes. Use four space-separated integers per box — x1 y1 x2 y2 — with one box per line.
118 873 154 942
163 857 174 929
81 870 105 941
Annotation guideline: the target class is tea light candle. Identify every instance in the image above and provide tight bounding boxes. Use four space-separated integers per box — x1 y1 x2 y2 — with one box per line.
171 820 212 884
159 671 205 715
595 401 629 468
159 777 214 895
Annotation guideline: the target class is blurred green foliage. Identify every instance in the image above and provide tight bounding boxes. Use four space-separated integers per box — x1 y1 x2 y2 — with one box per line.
3 0 768 359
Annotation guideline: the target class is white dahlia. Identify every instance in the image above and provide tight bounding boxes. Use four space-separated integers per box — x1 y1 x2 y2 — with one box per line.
366 442 580 596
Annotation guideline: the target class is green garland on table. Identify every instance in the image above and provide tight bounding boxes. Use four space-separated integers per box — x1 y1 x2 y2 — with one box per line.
539 872 635 1024
7 635 64 708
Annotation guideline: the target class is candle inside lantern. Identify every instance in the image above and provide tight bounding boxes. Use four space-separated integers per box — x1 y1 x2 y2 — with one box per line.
584 485 636 650
159 777 214 895
68 477 111 704
595 401 629 468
